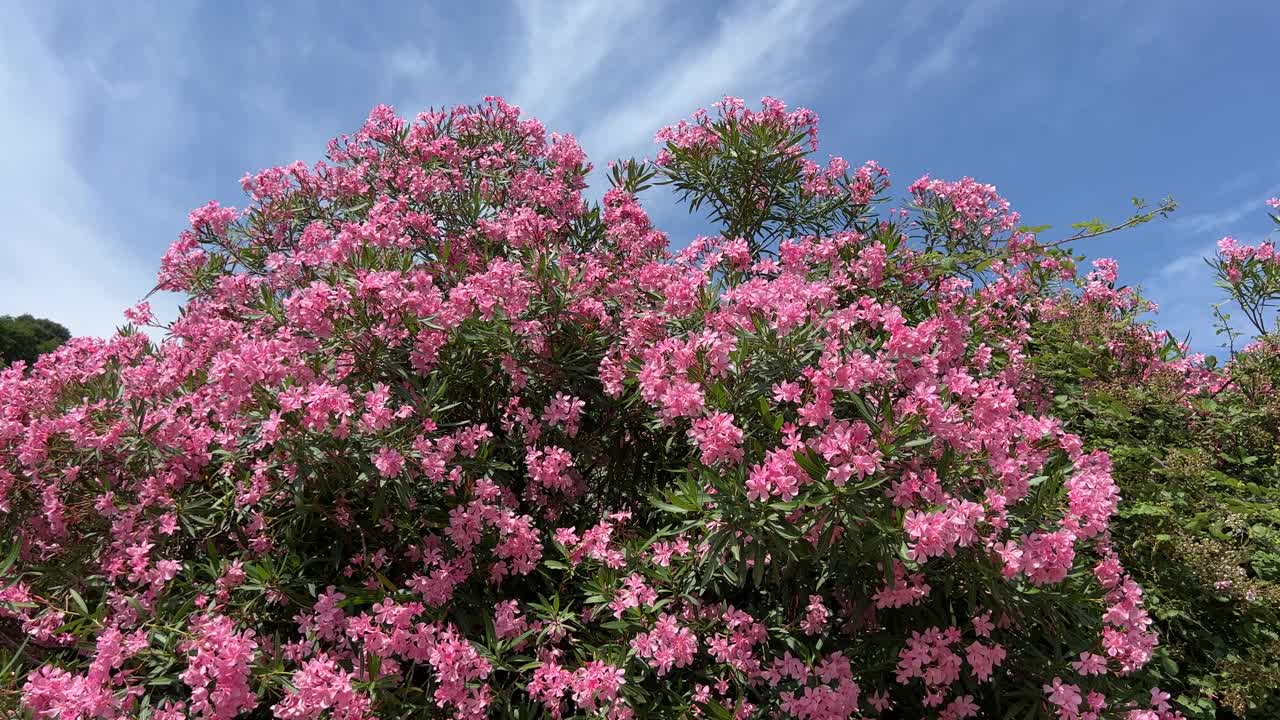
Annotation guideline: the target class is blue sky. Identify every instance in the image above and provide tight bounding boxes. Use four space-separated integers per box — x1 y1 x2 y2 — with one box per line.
2 0 1277 356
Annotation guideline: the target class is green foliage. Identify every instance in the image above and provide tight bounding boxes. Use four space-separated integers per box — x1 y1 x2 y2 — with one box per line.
1029 295 1280 719
653 111 885 255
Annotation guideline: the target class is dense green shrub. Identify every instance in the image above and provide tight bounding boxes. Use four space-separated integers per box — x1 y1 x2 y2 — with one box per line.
1026 206 1280 718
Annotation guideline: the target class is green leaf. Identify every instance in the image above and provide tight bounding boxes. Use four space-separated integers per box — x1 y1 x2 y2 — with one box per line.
901 435 934 449
649 498 690 515
68 589 89 617
0 539 20 578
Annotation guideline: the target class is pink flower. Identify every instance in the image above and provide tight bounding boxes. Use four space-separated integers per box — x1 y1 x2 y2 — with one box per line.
494 600 529 641
610 574 658 618
1072 651 1108 676
688 412 745 466
1150 687 1171 711
543 393 587 437
772 381 802 403
571 661 626 713
371 447 405 478
972 611 994 638
800 595 829 635
273 654 372 720
526 445 576 493
1043 677 1083 719
964 641 1006 682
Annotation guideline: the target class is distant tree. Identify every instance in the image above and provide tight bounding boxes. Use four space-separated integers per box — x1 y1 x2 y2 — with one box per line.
0 314 71 367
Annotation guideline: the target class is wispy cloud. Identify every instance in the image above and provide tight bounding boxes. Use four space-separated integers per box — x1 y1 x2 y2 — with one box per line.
387 47 439 81
509 0 674 122
1139 241 1222 350
1139 183 1280 351
1211 170 1262 199
381 0 1021 178
0 3 193 338
578 0 858 165
903 0 1008 89
1172 183 1280 236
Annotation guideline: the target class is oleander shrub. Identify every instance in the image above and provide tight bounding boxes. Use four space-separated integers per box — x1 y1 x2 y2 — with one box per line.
1 96 1258 719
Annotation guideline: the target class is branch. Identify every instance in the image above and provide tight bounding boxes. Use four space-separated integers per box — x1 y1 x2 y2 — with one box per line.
1040 198 1178 249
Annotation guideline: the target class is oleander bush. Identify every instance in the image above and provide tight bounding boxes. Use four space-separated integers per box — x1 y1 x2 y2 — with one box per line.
1 96 1276 719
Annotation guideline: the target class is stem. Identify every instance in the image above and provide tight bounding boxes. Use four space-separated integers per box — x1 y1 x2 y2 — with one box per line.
1040 199 1178 249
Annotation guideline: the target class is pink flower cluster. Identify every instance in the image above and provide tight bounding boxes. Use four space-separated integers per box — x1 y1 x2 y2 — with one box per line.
528 657 629 718
272 654 372 720
1217 236 1277 269
908 174 1021 237
654 95 818 166
630 613 698 675
180 614 259 720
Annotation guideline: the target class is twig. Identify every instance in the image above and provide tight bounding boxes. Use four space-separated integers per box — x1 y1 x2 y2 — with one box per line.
1040 198 1178 249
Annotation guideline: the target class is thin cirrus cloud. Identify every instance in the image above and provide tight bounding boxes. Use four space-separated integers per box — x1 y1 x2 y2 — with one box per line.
508 0 676 125
491 0 864 232
2 0 865 339
899 0 1008 90
408 0 863 227
573 0 857 165
443 0 866 184
1170 184 1280 238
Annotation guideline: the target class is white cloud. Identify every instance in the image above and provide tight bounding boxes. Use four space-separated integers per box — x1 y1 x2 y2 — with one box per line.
1139 241 1223 351
387 47 439 80
377 0 1026 180
1211 170 1262 200
509 0 674 122
1172 183 1280 236
0 4 190 339
578 0 858 165
1139 185 1280 351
